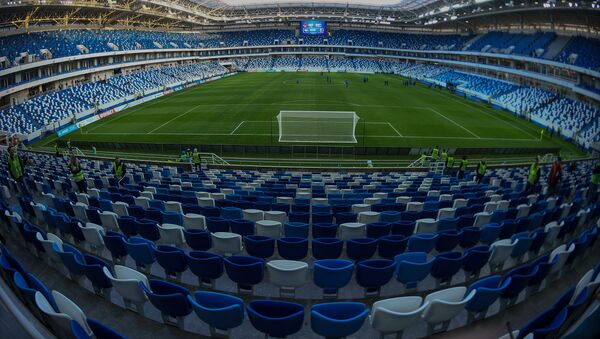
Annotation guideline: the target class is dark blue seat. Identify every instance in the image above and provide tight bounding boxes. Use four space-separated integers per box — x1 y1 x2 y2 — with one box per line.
283 222 309 238
377 235 408 259
311 302 369 338
188 291 244 336
312 213 333 224
247 300 304 338
480 223 502 244
183 229 212 251
313 259 354 297
223 255 264 292
221 207 243 220
463 245 491 278
394 252 434 289
335 212 357 224
366 222 391 238
407 233 438 253
186 251 224 286
229 219 255 237
346 237 378 261
312 223 338 238
516 307 568 339
102 231 128 262
501 264 539 302
391 221 416 236
460 226 482 248
57 243 87 281
435 230 461 252
161 211 183 225
244 235 275 259
312 238 343 259
82 254 113 294
125 236 156 271
465 275 510 320
206 217 230 233
140 279 192 326
431 251 464 284
277 237 309 260
154 245 188 279
135 219 160 242
356 259 395 295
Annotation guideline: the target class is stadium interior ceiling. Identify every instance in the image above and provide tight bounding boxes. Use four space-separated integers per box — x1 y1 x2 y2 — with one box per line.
0 0 599 33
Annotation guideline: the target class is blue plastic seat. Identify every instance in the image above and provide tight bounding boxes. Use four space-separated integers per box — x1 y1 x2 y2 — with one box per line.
498 220 517 239
57 243 87 281
335 212 357 224
313 259 354 297
229 219 255 237
206 217 229 233
247 300 304 338
501 264 539 302
311 302 369 338
480 223 502 244
291 203 310 213
148 199 165 210
223 255 264 292
380 210 402 223
183 229 212 251
221 207 243 220
465 275 511 320
378 235 408 259
277 237 309 260
431 251 464 284
390 221 415 236
117 216 137 237
527 255 555 290
312 238 343 259
312 223 338 238
186 251 223 286
346 237 378 261
283 222 309 238
125 236 156 271
516 307 568 339
460 226 482 248
188 291 244 336
394 252 434 289
367 222 391 238
13 271 58 316
154 245 188 279
435 230 461 252
82 254 113 294
102 231 128 262
312 212 333 224
87 318 126 339
510 231 534 260
161 211 183 225
144 208 162 223
244 235 275 259
356 259 395 295
135 219 160 242
140 279 192 326
463 245 491 278
528 229 547 254
407 233 438 253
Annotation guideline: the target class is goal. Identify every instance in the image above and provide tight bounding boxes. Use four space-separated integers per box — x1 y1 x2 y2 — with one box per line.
277 111 360 143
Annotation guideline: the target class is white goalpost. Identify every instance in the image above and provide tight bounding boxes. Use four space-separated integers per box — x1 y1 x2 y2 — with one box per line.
276 111 360 143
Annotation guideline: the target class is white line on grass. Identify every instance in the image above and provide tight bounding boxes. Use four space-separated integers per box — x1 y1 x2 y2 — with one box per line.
425 107 481 139
387 123 403 137
230 121 245 135
146 102 206 134
363 122 403 137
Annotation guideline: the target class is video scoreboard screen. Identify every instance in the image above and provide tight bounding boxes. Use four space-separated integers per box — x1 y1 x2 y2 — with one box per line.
300 20 326 36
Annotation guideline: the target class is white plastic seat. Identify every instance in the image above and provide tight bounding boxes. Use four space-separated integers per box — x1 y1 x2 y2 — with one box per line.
165 201 183 214
473 212 492 227
352 204 371 213
75 193 89 205
438 194 453 202
80 223 105 254
31 202 47 225
183 213 205 230
197 197 215 207
112 202 129 217
406 202 424 212
134 196 150 209
264 211 287 224
99 211 119 231
364 197 382 205
516 204 530 219
35 292 78 338
211 232 243 256
267 260 309 297
103 265 149 315
139 191 154 199
544 221 562 248
87 188 100 198
256 220 282 238
370 296 428 337
195 191 210 199
243 209 264 222
36 232 63 267
437 208 455 220
396 196 411 204
358 211 380 224
53 291 92 335
211 193 225 200
276 196 294 205
497 200 510 211
489 239 515 272
339 222 366 240
72 203 88 222
422 287 475 335
484 202 498 213
549 244 575 279
452 199 468 209
158 224 185 245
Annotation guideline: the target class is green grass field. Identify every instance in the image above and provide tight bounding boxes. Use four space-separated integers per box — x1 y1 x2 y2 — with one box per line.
40 72 582 155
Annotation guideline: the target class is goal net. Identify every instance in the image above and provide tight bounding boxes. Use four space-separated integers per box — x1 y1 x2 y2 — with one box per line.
277 111 359 143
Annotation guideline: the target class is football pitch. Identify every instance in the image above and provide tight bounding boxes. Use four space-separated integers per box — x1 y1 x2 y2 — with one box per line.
48 72 581 154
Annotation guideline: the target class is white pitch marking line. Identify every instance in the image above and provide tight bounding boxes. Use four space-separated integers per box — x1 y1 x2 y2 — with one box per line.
387 122 403 137
230 121 245 135
425 107 481 139
147 102 205 134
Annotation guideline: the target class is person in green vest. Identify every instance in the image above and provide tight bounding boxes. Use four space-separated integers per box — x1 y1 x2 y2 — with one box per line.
525 157 541 194
367 160 374 168
431 146 440 161
54 143 60 157
440 149 448 163
186 148 193 161
458 156 469 179
179 150 187 162
66 139 72 151
475 158 487 184
192 148 202 171
7 146 29 196
113 157 126 185
69 155 87 193
445 153 455 175
91 145 97 155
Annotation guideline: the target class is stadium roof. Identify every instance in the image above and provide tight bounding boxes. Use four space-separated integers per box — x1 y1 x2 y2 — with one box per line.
193 0 440 10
